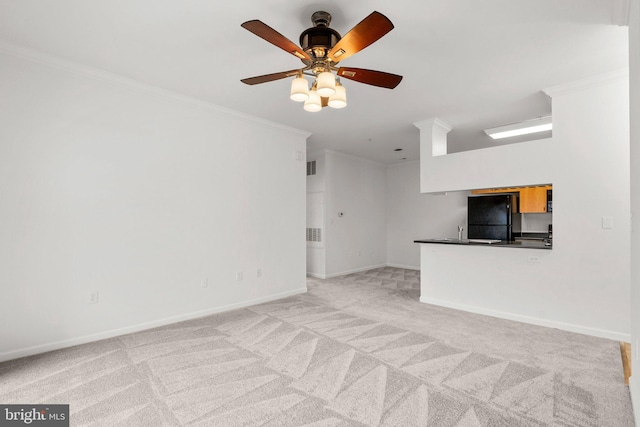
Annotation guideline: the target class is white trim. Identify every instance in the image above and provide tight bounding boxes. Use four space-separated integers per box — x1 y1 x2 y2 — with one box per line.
630 375 640 426
386 263 420 271
543 68 630 98
420 296 631 342
0 287 307 363
322 263 388 279
0 40 312 139
308 263 418 279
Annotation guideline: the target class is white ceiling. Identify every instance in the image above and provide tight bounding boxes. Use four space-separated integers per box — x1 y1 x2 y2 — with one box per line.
0 0 629 164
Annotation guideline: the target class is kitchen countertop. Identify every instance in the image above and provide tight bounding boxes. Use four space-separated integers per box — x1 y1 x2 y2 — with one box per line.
414 238 552 249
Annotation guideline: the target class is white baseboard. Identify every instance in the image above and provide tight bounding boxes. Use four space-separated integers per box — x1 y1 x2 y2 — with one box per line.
630 375 640 427
323 263 388 279
307 263 419 279
420 296 631 342
386 263 420 271
0 287 307 363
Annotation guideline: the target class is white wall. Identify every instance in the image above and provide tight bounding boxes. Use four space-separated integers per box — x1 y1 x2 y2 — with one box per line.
323 150 387 277
0 48 309 361
417 71 630 340
628 0 640 421
386 161 468 269
306 151 327 194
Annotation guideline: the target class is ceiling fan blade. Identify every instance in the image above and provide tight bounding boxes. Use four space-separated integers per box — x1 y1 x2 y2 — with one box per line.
327 11 394 63
241 20 311 61
241 69 300 85
337 67 403 89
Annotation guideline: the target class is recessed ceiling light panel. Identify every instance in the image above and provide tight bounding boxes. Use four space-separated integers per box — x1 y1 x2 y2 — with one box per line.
484 116 552 140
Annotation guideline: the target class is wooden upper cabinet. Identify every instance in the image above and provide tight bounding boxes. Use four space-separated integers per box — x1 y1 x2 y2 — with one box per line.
471 185 551 213
519 186 549 213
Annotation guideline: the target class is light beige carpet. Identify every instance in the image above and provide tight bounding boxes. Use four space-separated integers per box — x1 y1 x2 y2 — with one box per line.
0 267 634 426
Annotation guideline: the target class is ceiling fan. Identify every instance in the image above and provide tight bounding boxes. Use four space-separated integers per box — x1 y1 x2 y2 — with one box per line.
240 11 403 111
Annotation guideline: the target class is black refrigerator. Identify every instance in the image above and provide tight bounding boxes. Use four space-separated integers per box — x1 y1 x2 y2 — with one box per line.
467 195 516 241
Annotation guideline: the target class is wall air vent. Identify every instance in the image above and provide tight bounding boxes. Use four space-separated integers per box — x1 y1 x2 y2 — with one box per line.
307 160 317 176
306 228 322 242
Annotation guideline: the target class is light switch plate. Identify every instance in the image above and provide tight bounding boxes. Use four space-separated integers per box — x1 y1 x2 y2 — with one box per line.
602 216 614 229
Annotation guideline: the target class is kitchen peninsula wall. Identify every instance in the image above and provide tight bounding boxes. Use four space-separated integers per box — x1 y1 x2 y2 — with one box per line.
414 70 630 340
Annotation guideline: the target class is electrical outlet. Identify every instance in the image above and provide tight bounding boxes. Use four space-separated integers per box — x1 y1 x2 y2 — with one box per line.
236 271 243 281
87 291 99 304
257 269 262 278
528 256 541 263
201 278 208 288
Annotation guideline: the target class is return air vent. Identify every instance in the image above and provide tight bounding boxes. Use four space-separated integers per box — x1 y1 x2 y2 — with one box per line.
306 227 322 242
307 160 317 176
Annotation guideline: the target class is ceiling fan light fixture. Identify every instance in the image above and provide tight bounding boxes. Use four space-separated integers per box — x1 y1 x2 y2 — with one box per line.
316 71 336 97
333 48 345 58
304 89 322 112
290 75 309 102
328 83 347 108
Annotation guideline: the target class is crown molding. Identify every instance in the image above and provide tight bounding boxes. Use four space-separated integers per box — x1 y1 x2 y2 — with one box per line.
543 68 629 98
0 40 312 138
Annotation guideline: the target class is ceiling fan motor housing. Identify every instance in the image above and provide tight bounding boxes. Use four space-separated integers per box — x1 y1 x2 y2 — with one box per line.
300 11 341 63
